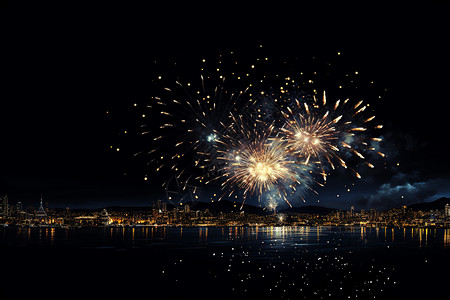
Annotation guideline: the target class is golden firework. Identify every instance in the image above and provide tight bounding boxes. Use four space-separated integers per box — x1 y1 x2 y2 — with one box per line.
280 91 383 178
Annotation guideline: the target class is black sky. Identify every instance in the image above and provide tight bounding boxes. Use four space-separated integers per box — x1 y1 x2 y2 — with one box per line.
1 1 450 209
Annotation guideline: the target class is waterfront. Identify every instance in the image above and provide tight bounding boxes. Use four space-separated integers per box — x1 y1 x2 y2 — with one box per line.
1 226 449 299
3 197 450 228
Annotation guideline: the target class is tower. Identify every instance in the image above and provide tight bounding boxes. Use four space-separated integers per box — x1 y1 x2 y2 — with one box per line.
39 194 45 211
35 194 47 223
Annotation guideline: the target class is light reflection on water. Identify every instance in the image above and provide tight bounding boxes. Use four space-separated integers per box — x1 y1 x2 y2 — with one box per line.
2 226 450 299
1 226 450 249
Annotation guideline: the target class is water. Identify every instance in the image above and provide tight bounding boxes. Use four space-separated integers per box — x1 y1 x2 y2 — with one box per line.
1 226 449 299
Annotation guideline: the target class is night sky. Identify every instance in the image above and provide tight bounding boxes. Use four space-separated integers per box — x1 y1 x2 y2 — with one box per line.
2 1 449 209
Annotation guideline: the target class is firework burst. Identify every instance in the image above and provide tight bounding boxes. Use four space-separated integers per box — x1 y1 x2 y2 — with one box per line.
280 91 384 179
219 138 295 207
118 47 385 208
215 118 316 208
138 74 259 191
131 49 278 194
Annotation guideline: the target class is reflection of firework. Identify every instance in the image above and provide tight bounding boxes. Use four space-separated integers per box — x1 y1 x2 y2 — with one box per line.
280 91 383 179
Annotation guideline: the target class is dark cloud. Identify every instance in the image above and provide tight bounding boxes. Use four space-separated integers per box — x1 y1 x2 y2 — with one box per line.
357 173 445 210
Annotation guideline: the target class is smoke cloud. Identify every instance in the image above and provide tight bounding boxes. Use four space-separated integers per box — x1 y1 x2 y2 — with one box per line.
357 173 444 210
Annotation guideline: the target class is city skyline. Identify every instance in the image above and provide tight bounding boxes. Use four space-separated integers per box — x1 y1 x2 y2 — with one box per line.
2 190 450 229
1 191 449 211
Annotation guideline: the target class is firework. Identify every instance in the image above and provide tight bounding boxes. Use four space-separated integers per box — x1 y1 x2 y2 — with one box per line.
280 91 383 179
137 47 284 191
214 117 317 208
120 47 385 208
138 74 260 191
219 138 295 207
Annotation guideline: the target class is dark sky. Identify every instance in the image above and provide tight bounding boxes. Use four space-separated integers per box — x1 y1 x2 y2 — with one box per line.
1 1 449 209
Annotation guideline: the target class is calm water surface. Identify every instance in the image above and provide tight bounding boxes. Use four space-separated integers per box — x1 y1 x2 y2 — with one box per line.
1 226 449 299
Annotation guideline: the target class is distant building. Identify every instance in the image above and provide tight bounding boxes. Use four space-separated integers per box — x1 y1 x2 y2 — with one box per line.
0 194 8 217
99 209 112 226
155 199 163 213
445 203 450 217
74 215 97 226
16 202 23 213
35 194 48 223
15 201 26 222
74 210 112 226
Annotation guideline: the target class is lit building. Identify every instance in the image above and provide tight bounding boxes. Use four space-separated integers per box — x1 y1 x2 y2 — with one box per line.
155 199 164 213
74 215 97 226
0 194 9 218
161 203 167 213
445 203 450 217
100 209 112 226
16 202 23 213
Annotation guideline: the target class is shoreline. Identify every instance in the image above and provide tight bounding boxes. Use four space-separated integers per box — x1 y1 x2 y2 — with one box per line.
2 223 450 229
